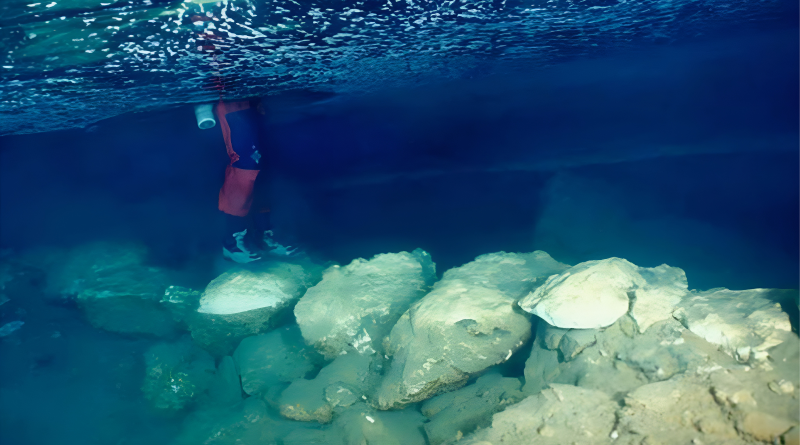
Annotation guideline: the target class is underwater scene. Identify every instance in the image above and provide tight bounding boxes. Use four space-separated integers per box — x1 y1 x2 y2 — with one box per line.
0 0 798 444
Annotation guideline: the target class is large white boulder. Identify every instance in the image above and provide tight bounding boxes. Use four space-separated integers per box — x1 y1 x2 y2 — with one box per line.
190 260 322 356
673 288 794 362
294 249 436 360
376 251 565 409
519 257 688 331
519 258 639 329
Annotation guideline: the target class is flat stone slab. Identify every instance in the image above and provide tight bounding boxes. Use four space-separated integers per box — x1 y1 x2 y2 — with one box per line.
190 260 322 356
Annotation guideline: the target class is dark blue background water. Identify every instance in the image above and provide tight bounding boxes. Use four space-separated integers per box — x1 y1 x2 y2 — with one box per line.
1 27 796 290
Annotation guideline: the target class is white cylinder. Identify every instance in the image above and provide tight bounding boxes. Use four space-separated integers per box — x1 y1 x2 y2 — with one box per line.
194 103 216 129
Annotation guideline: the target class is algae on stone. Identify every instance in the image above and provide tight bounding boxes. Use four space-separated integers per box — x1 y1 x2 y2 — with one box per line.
207 356 242 407
174 397 294 445
142 337 215 412
160 285 202 325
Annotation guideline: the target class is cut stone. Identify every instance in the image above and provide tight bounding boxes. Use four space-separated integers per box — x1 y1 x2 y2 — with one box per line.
335 402 427 445
377 283 531 409
631 264 689 333
558 328 597 361
376 251 562 409
618 376 745 444
439 250 568 299
207 355 242 407
294 249 436 360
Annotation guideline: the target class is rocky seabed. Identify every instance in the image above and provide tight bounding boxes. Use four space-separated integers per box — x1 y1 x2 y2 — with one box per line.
16 243 800 445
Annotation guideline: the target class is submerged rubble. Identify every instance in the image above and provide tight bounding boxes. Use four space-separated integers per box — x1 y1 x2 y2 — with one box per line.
12 245 799 444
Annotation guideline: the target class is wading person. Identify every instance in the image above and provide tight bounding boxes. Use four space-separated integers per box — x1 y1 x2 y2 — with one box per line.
195 98 297 263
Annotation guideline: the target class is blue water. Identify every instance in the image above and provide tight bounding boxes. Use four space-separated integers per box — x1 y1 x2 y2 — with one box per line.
0 0 798 443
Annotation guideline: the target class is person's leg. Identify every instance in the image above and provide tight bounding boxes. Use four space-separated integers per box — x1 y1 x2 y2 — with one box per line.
251 169 272 233
219 163 261 263
216 103 267 263
252 209 272 233
250 167 299 257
